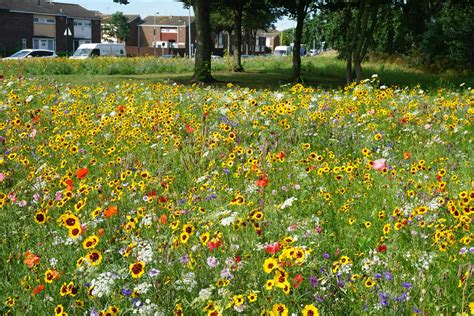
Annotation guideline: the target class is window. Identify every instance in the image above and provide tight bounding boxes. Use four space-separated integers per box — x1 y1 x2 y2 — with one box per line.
161 28 178 33
34 16 55 24
33 38 55 51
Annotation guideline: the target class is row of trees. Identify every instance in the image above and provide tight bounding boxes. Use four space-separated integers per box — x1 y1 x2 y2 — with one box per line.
114 0 473 84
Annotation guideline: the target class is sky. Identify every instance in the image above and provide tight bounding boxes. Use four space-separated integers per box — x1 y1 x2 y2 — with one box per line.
57 0 295 30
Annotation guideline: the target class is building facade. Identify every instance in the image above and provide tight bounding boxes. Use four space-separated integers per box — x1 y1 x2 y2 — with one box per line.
0 0 100 56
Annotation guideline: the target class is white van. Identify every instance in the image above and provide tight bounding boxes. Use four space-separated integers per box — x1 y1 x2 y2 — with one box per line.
274 46 292 56
70 43 126 59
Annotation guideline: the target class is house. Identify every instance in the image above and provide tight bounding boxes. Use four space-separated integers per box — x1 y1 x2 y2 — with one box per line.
258 30 281 52
0 0 101 56
137 15 195 57
101 14 143 47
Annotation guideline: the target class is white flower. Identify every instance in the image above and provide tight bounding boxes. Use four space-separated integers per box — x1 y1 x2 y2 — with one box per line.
280 197 297 209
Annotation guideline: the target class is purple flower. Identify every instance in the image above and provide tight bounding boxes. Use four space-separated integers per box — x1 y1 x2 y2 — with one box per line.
384 272 393 281
379 292 389 307
121 288 132 296
207 256 219 268
402 282 413 289
413 307 421 313
375 273 382 279
323 253 330 259
224 168 230 174
309 276 318 287
132 298 143 308
469 247 474 254
180 255 189 264
90 308 99 316
148 268 160 277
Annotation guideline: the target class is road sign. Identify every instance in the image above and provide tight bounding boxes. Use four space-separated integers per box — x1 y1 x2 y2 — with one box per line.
64 27 72 36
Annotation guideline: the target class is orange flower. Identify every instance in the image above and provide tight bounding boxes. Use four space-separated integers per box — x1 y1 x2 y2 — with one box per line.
32 284 45 296
24 251 40 268
76 167 89 179
97 228 105 237
104 206 117 218
256 175 269 187
403 151 411 160
64 179 74 191
160 214 167 225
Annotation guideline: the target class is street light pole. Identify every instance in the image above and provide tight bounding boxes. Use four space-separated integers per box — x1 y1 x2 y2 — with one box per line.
153 12 158 57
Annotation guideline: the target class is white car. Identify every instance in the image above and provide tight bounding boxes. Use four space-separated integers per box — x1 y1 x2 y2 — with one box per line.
70 43 126 59
3 49 57 60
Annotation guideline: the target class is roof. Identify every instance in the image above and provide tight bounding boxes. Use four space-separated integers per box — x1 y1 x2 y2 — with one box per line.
141 15 195 27
101 14 142 23
257 30 281 37
0 0 100 19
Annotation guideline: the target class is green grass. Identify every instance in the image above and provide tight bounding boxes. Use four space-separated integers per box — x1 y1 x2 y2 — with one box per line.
4 52 473 90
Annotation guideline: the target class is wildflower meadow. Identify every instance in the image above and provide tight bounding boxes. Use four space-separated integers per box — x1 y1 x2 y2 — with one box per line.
0 75 473 315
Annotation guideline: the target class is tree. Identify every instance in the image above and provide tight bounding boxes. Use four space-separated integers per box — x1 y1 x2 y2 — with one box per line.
281 28 294 46
213 0 279 72
114 0 215 83
102 12 130 43
278 0 315 82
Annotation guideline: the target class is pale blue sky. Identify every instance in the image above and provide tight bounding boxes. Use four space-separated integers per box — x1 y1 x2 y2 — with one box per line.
58 0 294 30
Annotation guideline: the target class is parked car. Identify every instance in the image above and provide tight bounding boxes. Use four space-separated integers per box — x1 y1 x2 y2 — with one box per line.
309 49 320 56
211 55 223 59
70 43 126 59
161 54 177 58
3 49 57 60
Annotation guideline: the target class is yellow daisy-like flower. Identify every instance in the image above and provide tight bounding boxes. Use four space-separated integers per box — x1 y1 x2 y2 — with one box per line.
301 304 319 316
365 277 376 288
263 257 278 274
272 303 288 316
129 261 146 278
82 235 99 249
85 250 102 266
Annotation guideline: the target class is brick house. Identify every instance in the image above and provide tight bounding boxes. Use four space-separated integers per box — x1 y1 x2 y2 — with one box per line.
0 0 100 56
138 15 195 57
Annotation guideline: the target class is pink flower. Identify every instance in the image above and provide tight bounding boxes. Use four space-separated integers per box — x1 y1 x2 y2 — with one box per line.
372 158 387 171
0 173 4 182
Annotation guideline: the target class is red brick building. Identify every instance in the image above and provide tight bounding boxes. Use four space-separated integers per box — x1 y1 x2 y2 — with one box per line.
138 15 195 57
0 0 101 56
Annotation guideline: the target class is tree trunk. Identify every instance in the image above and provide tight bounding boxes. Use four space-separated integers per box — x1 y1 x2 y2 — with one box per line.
226 29 231 56
353 0 371 82
343 5 353 84
232 4 244 72
192 0 214 83
292 2 306 82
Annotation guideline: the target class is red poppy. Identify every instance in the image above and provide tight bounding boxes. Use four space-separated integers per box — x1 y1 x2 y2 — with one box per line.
293 274 303 288
76 168 89 179
185 125 194 133
117 105 125 112
265 242 281 254
377 244 387 253
208 240 223 252
64 179 74 191
256 175 268 188
32 284 45 296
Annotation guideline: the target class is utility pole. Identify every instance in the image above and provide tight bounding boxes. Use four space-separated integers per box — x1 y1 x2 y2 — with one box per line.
153 12 158 57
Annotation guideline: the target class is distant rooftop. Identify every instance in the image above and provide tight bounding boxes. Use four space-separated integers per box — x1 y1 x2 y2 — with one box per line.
141 15 195 26
0 0 100 19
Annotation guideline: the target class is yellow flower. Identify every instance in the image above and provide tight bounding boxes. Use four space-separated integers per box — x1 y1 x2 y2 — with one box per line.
365 277 376 288
272 303 288 316
129 261 145 278
302 304 319 316
263 257 278 273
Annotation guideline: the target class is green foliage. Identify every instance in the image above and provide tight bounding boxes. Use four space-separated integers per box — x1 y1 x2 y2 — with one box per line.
281 28 294 45
102 12 130 43
416 1 474 72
